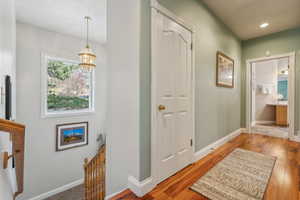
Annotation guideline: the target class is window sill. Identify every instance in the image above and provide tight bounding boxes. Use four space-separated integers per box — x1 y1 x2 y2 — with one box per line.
41 110 95 119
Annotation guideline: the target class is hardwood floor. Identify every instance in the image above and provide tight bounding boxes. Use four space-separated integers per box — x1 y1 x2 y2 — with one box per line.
109 133 300 200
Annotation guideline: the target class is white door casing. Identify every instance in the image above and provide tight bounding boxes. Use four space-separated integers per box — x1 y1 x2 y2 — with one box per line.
151 6 194 184
246 52 295 138
251 63 256 126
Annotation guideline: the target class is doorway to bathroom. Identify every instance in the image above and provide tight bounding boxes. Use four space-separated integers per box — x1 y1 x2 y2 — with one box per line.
246 53 295 139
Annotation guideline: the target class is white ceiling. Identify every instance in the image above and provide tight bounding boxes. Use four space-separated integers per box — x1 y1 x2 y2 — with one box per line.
202 0 300 40
15 0 106 44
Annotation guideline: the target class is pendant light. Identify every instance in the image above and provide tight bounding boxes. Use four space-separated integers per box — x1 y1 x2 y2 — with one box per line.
79 16 96 71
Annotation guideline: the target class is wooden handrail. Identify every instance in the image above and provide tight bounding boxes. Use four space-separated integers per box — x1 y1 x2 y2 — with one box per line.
84 145 105 200
0 119 25 199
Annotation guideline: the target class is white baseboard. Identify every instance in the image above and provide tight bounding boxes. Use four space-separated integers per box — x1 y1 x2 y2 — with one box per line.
117 128 244 199
290 135 300 142
194 128 243 162
27 179 83 200
240 128 249 133
254 121 276 125
105 188 127 200
127 176 156 197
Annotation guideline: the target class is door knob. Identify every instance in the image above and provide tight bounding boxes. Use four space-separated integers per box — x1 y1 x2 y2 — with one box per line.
158 105 166 111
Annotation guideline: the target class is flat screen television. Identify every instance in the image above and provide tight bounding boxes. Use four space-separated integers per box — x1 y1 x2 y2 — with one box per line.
5 75 12 120
4 75 13 167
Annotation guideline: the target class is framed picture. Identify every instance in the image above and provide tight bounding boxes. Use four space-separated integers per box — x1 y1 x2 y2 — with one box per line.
56 122 88 151
216 51 234 88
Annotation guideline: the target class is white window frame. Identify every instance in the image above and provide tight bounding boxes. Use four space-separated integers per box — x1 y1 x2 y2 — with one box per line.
41 53 95 118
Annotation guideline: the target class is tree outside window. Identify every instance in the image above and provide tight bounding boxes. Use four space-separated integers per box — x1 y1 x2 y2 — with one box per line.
46 58 94 114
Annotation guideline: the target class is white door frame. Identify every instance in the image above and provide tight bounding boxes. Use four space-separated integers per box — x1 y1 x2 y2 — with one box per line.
246 52 296 138
250 63 256 127
151 0 196 186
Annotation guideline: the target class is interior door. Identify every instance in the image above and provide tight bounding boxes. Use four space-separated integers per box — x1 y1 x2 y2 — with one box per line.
153 12 193 183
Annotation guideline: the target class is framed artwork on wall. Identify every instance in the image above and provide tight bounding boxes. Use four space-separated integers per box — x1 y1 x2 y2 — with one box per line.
56 122 88 151
216 51 234 88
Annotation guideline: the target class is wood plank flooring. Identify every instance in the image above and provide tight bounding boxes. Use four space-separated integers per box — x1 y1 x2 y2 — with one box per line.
109 133 300 200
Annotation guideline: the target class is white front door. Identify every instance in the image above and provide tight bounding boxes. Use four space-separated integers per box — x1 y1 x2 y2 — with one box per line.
152 11 193 183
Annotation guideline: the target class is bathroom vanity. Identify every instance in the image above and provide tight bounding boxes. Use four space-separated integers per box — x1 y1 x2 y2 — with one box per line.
267 103 288 126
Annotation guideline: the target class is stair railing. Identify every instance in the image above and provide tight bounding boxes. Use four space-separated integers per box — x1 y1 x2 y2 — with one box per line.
0 119 25 200
84 145 105 200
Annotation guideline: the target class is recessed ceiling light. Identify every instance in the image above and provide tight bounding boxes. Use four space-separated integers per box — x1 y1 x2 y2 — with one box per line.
260 23 269 28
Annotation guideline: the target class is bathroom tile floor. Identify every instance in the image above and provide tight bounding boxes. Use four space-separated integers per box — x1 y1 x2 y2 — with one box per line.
255 122 289 131
252 123 288 138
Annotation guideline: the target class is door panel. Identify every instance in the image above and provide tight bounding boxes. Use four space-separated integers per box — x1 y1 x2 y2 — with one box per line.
157 112 176 181
176 34 190 97
158 31 176 98
159 113 174 160
154 12 193 183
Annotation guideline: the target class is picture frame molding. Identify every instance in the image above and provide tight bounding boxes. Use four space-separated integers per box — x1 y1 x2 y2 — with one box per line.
56 121 89 152
216 51 235 88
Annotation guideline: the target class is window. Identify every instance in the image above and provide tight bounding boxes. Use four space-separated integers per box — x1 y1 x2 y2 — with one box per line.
42 55 94 117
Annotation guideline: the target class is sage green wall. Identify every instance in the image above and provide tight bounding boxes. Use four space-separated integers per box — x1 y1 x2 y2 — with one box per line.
138 0 242 180
241 28 300 131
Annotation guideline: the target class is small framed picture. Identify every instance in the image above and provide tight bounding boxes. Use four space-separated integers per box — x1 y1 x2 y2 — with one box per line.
56 122 88 151
216 51 234 88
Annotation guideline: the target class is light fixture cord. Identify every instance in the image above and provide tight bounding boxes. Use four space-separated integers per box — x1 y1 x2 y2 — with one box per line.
86 17 89 48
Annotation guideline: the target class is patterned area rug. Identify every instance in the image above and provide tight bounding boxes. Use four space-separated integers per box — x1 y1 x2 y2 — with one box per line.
190 148 276 200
